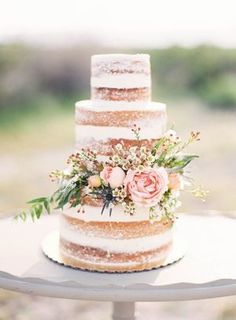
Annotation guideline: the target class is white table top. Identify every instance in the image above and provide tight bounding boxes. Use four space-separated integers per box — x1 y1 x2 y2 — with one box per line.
0 212 236 301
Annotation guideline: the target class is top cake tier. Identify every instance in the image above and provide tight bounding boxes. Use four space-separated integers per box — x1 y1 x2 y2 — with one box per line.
91 54 151 107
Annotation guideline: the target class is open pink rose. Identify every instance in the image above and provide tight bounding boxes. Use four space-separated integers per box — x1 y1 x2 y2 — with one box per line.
100 166 126 189
124 167 168 207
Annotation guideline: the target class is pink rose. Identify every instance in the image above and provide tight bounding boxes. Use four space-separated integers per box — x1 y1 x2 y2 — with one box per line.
100 166 126 189
124 167 168 207
168 173 182 191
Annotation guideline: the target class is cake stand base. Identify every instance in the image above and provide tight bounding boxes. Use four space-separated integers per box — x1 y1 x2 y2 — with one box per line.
112 302 136 320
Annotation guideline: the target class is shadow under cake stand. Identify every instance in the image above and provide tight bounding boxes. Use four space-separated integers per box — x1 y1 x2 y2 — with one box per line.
1 212 236 320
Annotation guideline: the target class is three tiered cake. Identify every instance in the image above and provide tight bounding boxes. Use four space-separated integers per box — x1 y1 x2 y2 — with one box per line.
19 53 201 273
60 54 173 272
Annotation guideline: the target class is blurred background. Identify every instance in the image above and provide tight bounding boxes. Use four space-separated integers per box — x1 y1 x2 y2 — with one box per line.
0 0 236 319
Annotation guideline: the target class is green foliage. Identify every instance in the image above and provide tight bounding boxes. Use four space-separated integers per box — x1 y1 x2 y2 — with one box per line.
52 175 89 210
15 127 201 222
16 175 90 221
152 131 200 171
149 45 236 108
165 155 199 171
52 181 77 209
1 43 236 127
15 197 51 221
200 75 236 108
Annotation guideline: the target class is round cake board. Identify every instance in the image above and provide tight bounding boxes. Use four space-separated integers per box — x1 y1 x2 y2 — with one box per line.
41 230 186 273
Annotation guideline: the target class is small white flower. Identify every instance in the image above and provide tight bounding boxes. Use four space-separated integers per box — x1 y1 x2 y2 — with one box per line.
86 162 95 172
130 146 137 153
140 146 147 154
165 129 181 143
83 186 92 194
137 164 145 171
63 166 73 176
165 129 176 138
112 155 121 164
71 174 80 183
149 206 164 222
147 155 155 164
115 143 123 151
140 154 147 161
175 136 182 142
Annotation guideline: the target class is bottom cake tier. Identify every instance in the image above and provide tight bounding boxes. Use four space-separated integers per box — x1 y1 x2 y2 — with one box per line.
59 206 173 273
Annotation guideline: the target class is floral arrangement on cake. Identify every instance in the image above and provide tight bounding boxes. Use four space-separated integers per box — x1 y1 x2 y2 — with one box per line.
17 127 205 222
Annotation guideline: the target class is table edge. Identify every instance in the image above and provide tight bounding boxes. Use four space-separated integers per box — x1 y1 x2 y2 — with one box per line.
1 271 236 301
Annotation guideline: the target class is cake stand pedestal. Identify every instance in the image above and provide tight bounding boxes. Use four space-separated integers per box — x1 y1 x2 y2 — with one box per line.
1 212 236 320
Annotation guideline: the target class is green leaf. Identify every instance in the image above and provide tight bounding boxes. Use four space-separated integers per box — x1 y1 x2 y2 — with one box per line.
15 211 27 222
34 203 43 219
53 181 77 209
69 189 82 208
21 212 27 221
16 173 87 221
27 197 48 204
166 155 199 170
30 208 36 222
153 140 176 166
153 137 165 151
43 199 51 214
16 196 53 222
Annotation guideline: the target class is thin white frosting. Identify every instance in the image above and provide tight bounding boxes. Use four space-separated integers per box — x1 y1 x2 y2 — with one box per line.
60 226 173 253
91 54 150 75
91 99 150 109
60 249 170 266
91 74 151 89
75 100 166 112
63 205 150 222
75 121 166 142
92 54 150 64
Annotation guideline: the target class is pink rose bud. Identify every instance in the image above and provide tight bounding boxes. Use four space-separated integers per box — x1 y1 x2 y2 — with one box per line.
100 166 126 189
100 166 113 184
108 167 126 188
168 173 182 191
124 167 168 207
88 175 101 188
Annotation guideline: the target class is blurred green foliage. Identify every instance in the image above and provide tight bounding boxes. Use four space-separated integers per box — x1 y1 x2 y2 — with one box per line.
0 43 236 127
149 46 236 108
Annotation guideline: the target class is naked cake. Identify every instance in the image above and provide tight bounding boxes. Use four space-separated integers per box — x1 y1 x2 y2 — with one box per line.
59 54 185 272
20 53 201 273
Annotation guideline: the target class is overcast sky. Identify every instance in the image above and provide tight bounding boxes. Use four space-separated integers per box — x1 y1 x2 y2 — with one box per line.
1 0 236 47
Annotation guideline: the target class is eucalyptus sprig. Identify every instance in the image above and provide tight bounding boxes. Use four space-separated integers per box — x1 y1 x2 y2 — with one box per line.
152 131 200 170
15 196 52 222
164 154 199 172
16 171 90 221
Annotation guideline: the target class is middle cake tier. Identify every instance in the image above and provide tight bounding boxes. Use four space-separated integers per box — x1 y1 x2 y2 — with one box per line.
75 100 167 155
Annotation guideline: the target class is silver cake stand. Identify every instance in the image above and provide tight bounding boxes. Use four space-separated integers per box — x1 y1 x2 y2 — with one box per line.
1 212 236 320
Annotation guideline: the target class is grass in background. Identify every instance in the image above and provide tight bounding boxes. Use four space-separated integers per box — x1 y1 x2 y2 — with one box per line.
0 95 75 152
